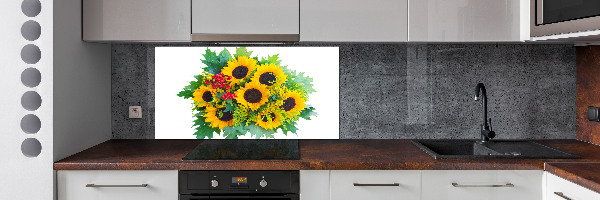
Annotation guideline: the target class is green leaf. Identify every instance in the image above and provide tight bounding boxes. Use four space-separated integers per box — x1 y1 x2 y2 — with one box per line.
233 47 253 58
192 113 220 139
279 121 299 136
299 107 317 120
293 72 317 94
222 126 246 139
260 54 281 65
201 48 231 74
223 103 235 112
177 75 204 99
246 125 276 139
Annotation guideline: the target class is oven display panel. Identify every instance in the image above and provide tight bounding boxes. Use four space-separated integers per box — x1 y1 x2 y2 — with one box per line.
232 177 247 184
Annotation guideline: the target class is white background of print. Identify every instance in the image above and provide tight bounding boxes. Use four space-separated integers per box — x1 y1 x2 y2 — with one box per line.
155 47 339 139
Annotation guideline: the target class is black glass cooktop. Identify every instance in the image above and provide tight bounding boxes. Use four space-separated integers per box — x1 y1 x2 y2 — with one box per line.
182 140 299 160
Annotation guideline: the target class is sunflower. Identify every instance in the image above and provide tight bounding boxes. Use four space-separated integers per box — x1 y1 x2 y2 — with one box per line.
280 90 306 114
255 112 282 130
236 81 269 111
204 106 234 129
251 63 287 87
222 56 258 83
192 85 215 107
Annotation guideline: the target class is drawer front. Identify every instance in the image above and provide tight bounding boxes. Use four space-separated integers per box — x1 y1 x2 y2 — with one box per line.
422 170 542 200
330 170 421 200
57 170 178 200
546 172 600 200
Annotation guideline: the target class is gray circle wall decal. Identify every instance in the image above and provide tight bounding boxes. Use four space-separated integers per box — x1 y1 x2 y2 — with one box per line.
21 138 42 157
21 0 41 17
21 44 41 64
21 68 41 88
21 20 41 41
20 114 41 134
21 91 42 111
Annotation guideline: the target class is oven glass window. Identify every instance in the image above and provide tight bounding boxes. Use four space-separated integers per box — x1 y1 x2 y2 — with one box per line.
541 0 600 25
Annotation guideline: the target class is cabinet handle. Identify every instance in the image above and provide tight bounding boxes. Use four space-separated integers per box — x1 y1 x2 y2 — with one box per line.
554 192 573 200
451 183 514 188
353 183 400 186
86 184 149 188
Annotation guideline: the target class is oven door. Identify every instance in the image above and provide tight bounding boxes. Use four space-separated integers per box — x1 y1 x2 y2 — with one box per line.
180 194 299 200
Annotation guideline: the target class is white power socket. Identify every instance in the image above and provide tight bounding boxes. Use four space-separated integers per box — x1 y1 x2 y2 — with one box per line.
129 106 142 118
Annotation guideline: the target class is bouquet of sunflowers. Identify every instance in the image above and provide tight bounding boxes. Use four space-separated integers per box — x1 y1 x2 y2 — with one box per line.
177 47 317 139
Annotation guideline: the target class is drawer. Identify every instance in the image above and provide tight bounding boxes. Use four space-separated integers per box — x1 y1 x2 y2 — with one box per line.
422 170 542 200
57 170 178 200
546 172 600 200
330 170 421 200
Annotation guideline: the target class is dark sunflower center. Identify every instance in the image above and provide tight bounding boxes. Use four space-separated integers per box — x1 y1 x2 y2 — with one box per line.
258 72 276 86
262 113 276 122
243 89 262 103
281 98 296 112
231 66 249 79
202 91 213 102
218 108 233 122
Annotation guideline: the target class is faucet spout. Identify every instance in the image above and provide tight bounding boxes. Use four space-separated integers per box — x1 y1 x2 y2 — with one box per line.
474 83 495 142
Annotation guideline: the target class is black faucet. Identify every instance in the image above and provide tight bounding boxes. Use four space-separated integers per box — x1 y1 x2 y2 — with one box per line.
474 83 495 143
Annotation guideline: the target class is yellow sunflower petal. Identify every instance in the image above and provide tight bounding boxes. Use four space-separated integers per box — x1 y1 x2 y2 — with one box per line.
281 90 306 115
192 85 216 107
251 63 287 87
255 112 282 130
222 56 258 84
235 81 270 111
204 106 234 129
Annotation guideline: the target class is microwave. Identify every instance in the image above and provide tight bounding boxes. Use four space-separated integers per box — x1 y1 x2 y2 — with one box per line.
531 0 600 38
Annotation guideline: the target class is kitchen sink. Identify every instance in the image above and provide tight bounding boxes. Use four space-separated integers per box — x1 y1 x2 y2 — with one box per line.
412 140 579 159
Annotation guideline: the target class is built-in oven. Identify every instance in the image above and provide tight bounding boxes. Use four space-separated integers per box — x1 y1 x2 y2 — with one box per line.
531 0 600 37
179 171 299 200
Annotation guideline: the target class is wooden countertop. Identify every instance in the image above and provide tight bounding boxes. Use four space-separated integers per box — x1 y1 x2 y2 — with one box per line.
54 139 600 171
545 162 600 194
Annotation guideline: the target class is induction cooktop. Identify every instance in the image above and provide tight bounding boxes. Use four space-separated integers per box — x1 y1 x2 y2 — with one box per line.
182 140 300 160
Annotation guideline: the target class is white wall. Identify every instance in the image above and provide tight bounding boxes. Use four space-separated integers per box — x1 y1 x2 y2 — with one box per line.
53 0 111 162
0 0 54 199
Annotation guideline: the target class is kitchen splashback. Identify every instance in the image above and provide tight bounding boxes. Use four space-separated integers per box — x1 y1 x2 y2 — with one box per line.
112 43 576 139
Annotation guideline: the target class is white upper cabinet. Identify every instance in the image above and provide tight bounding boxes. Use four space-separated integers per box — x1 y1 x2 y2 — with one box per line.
83 0 191 41
191 0 300 41
300 0 408 42
409 0 530 42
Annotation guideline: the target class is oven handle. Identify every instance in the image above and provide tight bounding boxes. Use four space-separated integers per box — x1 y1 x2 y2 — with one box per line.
180 195 298 200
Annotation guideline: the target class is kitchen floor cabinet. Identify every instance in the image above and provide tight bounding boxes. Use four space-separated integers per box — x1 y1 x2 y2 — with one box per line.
57 170 178 200
422 170 542 200
545 172 600 200
300 0 408 42
330 170 421 200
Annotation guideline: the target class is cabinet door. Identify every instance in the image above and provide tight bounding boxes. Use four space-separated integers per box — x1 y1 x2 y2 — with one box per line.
192 0 299 35
422 170 542 200
300 170 330 200
546 172 600 200
57 170 178 200
83 0 191 41
301 0 408 42
409 0 529 42
330 170 420 200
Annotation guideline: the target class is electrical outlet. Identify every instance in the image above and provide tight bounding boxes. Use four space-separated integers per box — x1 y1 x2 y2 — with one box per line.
129 106 142 119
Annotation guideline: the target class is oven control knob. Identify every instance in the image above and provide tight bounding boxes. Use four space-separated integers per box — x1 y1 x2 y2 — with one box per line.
211 180 219 188
259 179 268 187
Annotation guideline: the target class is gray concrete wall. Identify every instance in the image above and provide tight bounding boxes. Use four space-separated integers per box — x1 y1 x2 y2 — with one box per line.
112 43 576 139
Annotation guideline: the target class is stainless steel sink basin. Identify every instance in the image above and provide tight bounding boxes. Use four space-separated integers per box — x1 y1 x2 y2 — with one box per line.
412 140 579 159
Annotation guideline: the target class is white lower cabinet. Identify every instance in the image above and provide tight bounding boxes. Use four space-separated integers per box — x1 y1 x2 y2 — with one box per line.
421 170 543 200
300 170 330 200
57 170 178 200
545 172 600 200
330 170 421 200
